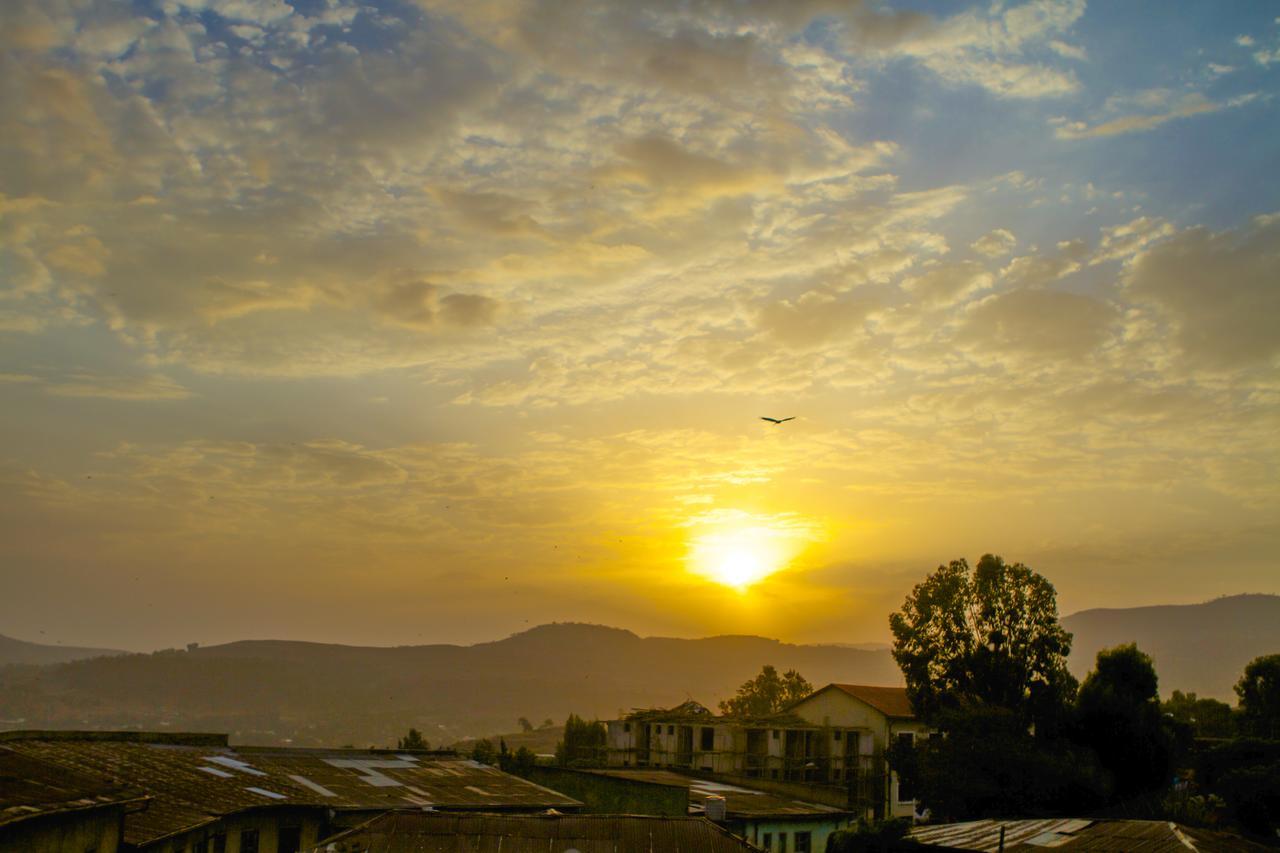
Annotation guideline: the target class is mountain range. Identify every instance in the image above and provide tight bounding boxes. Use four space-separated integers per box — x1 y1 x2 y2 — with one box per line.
1 594 1275 747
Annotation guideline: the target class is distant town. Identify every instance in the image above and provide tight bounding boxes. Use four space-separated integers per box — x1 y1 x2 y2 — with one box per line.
4 562 1278 852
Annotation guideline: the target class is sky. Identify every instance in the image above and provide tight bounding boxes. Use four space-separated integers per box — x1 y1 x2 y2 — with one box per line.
1 0 1277 651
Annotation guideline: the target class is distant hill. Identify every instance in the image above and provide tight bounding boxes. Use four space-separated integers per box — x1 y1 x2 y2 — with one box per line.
4 595 1275 746
0 623 901 747
0 633 124 667
1062 594 1280 701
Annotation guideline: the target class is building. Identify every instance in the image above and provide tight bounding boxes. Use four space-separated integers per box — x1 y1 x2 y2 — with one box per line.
310 811 762 853
0 746 147 853
0 731 580 852
606 683 929 821
582 768 855 853
787 683 930 820
907 817 1276 852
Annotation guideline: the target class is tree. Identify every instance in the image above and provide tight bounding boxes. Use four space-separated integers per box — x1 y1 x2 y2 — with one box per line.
1072 644 1173 802
718 665 812 717
889 554 1075 726
470 737 496 765
556 713 606 766
539 718 555 729
1235 654 1280 739
1161 690 1236 739
397 727 429 750
888 706 1107 820
518 716 534 733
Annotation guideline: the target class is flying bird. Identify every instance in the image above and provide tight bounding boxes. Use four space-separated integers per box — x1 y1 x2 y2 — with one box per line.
760 416 795 425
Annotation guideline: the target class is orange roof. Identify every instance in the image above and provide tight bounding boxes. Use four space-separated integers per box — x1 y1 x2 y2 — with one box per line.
822 684 916 719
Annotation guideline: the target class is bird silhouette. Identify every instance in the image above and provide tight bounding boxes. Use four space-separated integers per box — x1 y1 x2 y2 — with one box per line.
760 416 795 424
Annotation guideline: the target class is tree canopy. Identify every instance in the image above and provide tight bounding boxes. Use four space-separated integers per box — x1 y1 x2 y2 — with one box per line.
888 554 1075 724
1162 690 1236 739
397 727 429 750
556 713 606 766
718 665 813 717
1235 653 1280 739
1072 643 1173 801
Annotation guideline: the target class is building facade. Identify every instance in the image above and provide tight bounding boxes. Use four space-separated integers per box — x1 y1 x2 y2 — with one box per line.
606 683 929 821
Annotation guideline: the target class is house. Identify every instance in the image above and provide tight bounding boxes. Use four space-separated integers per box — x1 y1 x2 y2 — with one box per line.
786 683 930 820
582 768 855 853
0 746 147 853
310 811 762 853
606 683 927 821
0 731 580 852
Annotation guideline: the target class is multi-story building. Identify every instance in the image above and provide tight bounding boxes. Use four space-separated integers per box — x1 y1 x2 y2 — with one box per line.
606 683 929 821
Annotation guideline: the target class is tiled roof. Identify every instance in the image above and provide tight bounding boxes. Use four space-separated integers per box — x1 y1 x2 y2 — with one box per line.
824 684 916 719
583 768 849 819
312 811 760 852
0 746 146 829
909 818 1275 852
0 732 579 846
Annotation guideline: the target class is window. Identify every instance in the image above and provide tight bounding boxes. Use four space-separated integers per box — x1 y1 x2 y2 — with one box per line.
700 727 714 750
778 831 788 851
278 826 302 853
211 834 226 853
193 839 208 853
795 831 812 852
623 722 630 732
771 729 779 740
896 732 916 802
240 829 259 853
667 725 674 735
762 833 772 850
833 730 842 741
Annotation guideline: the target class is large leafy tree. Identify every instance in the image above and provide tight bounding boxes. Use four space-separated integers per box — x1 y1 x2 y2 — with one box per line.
1235 653 1280 739
1072 644 1173 801
1161 690 1236 739
889 554 1075 724
719 665 813 717
556 713 606 766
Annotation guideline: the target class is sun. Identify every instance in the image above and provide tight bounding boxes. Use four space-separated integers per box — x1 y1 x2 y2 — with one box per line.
688 525 789 592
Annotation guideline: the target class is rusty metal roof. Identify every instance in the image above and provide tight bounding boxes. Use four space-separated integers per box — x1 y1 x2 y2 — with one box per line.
583 768 848 820
818 684 916 719
0 746 147 829
0 732 580 846
312 811 761 852
909 818 1272 852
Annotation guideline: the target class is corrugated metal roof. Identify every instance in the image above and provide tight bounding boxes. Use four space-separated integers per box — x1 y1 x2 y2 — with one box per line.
0 746 146 829
583 768 848 819
0 732 580 846
825 684 917 719
909 818 1272 852
312 811 761 852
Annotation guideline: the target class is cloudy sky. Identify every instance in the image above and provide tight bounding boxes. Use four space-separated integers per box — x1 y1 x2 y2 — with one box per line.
1 0 1277 651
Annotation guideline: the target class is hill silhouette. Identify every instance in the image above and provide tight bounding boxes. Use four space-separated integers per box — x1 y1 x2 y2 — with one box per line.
3 595 1275 746
1062 593 1280 701
0 622 900 746
0 633 124 667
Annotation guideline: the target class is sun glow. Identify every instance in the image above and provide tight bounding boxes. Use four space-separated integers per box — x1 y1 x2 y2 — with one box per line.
688 523 794 592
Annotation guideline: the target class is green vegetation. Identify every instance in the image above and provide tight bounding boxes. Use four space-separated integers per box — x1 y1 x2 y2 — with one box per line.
718 664 812 716
887 555 1280 841
1161 690 1235 739
556 714 607 767
1235 653 1280 739
396 727 429 750
889 554 1076 730
470 737 495 764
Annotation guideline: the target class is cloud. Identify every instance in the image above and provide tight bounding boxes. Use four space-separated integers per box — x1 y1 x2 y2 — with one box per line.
970 228 1017 258
1051 90 1254 139
45 373 194 400
962 287 1117 360
1123 215 1280 370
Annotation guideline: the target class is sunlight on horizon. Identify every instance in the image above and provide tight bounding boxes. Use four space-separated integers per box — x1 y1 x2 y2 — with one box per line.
687 517 816 593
